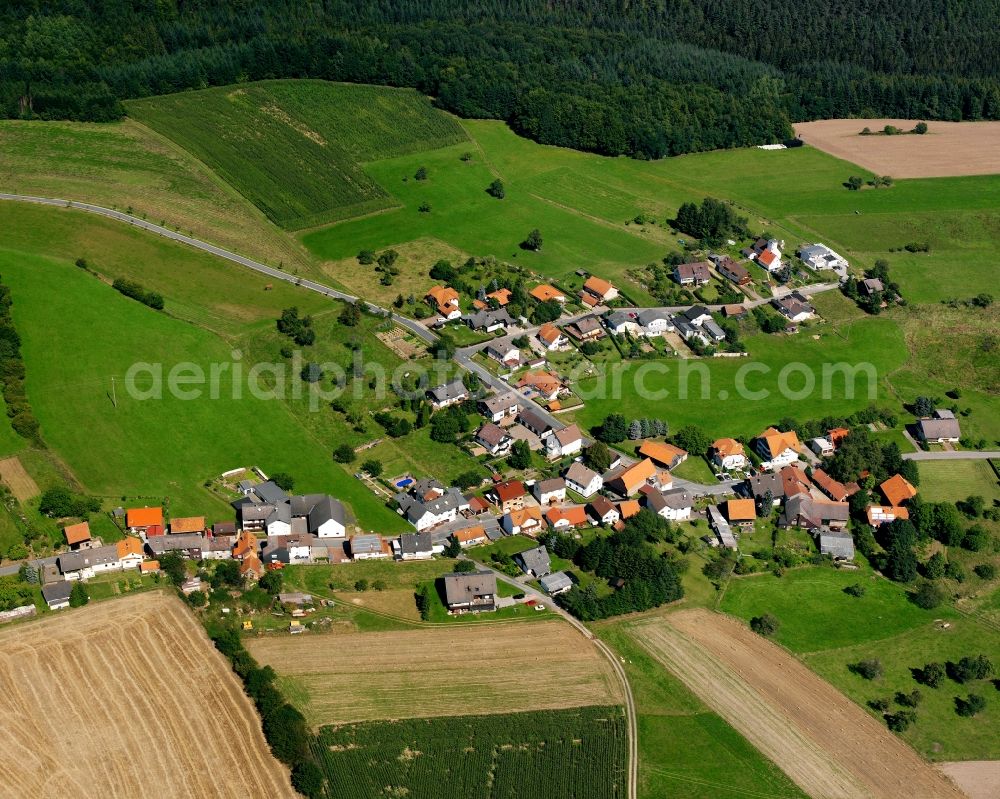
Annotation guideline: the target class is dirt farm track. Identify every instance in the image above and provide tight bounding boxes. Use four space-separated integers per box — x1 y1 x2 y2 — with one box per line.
0 591 296 799
631 609 964 799
794 119 1000 178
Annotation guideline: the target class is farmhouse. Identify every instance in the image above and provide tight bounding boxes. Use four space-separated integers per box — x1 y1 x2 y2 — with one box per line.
453 525 489 548
350 534 390 560
606 457 657 497
917 409 961 443
811 468 856 503
126 506 163 534
62 521 91 549
798 243 848 272
780 464 813 498
262 532 318 565
57 545 124 581
203 534 235 560
41 581 73 610
540 571 573 595
711 438 748 470
565 315 604 341
467 307 513 333
490 480 527 513
425 285 461 319
537 322 566 350
427 378 469 410
116 537 145 569
638 440 688 470
443 571 497 613
565 462 603 498
530 284 567 303
746 472 784 505
232 531 258 560
772 292 815 322
545 504 589 530
533 477 567 505
479 391 519 422
581 276 618 305
170 516 206 535
638 309 673 337
503 506 544 536
515 544 552 577
236 492 346 538
476 422 513 457
673 261 711 287
588 496 621 526
881 474 918 507
754 427 801 471
397 532 434 560
546 424 584 459
818 528 855 560
240 554 264 581
716 256 752 286
779 495 850 532
146 532 206 559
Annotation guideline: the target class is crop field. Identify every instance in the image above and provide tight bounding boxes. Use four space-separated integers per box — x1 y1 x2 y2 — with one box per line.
631 610 963 799
314 706 627 799
0 241 403 528
126 81 467 230
0 591 296 799
246 620 623 726
795 119 1000 178
0 118 309 271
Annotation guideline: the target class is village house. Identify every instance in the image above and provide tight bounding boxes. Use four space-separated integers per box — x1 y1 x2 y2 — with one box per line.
707 505 738 550
485 341 521 369
62 521 92 550
772 292 815 322
798 243 848 273
828 427 850 448
580 276 619 306
606 458 657 497
722 304 748 319
715 256 752 286
604 310 639 336
530 284 567 304
518 372 564 404
537 322 566 351
262 532 317 565
472 288 512 311
545 504 589 531
638 440 688 471
818 528 855 561
754 427 801 471
479 391 520 422
453 525 489 548
588 495 621 527
503 506 544 536
917 409 961 443
146 532 207 560
518 407 556 440
350 534 390 561
57 544 125 581
170 516 206 535
725 498 756 530
533 477 567 505
564 315 604 341
540 571 573 596
202 534 235 560
233 490 346 539
213 521 237 537
396 486 469 531
747 239 783 273
617 500 641 523
443 570 497 613
779 495 850 532
476 422 514 457
515 544 552 577
396 532 434 560
425 285 462 319
116 537 145 570
673 261 712 287
126 506 163 534
811 468 856 503
638 309 673 337
42 581 73 610
680 305 713 327
642 486 693 521
809 437 835 457
781 464 813 498
745 472 785 506
565 462 603 498
867 505 909 527
240 555 264 582
546 424 584 460
467 307 513 333
490 479 527 513
427 378 469 410
859 277 884 297
232 531 258 560
881 474 918 507
711 438 748 471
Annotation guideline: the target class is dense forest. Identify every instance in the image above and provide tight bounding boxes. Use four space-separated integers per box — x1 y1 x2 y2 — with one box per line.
3 1 1000 158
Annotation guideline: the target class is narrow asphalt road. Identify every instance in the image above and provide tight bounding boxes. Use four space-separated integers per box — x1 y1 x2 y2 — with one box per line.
902 450 1000 461
470 558 638 799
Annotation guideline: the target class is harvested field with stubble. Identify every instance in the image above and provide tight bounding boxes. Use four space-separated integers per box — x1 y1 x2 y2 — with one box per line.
0 591 296 799
795 119 1000 178
630 609 963 799
248 619 623 726
0 456 39 501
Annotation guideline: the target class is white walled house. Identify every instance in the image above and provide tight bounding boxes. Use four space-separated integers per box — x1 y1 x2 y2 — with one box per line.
533 478 567 505
565 462 602 498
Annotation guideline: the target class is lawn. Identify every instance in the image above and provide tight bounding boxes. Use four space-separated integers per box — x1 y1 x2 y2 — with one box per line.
0 245 403 528
596 621 807 799
126 81 467 230
917 460 1000 503
720 565 954 653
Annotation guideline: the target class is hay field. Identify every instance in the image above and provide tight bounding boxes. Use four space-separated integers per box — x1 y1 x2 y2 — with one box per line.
0 456 39 501
247 619 623 726
795 119 1000 178
0 591 296 799
630 609 963 799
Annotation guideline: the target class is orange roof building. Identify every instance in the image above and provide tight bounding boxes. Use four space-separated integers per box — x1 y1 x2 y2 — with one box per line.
518 371 563 398
240 554 264 581
712 438 744 458
127 506 163 530
758 249 778 269
425 285 461 316
170 516 206 535
582 276 617 300
63 521 91 547
866 505 910 527
880 474 918 507
545 505 589 529
233 531 258 560
608 458 657 496
828 427 850 447
140 560 160 573
530 284 566 303
725 498 756 522
455 526 488 545
487 288 511 306
116 536 144 560
617 500 641 519
507 506 543 533
756 427 801 459
638 440 688 468
538 323 563 346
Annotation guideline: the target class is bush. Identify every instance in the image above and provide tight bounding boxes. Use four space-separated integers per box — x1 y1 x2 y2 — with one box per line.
850 658 883 680
361 459 383 477
955 694 987 717
749 613 779 637
112 277 164 310
69 581 89 607
974 563 996 580
910 580 946 609
843 582 866 598
486 179 505 199
868 697 890 712
885 710 915 731
947 655 993 683
453 560 477 573
270 472 294 491
354 579 369 592
895 689 922 708
962 524 992 552
332 444 355 463
291 761 325 799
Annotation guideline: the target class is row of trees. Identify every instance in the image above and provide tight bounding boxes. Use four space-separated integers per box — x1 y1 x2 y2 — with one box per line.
112 278 164 311
0 279 41 442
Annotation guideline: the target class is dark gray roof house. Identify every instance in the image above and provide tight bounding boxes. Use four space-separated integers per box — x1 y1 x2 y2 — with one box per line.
428 378 469 407
145 533 207 558
540 571 573 595
41 581 73 608
518 408 554 438
681 305 713 324
860 277 884 295
467 308 513 331
515 544 552 577
480 391 519 418
57 545 120 575
253 480 290 505
399 532 434 557
917 410 961 442
443 570 497 612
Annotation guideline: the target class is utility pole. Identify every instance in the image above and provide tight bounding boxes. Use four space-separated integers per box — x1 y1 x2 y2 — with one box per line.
111 376 117 408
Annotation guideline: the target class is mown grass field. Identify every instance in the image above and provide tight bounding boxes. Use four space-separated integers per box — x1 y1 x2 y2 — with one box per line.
126 81 467 230
918 460 1000 503
314 706 628 799
721 566 1000 760
596 622 807 799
